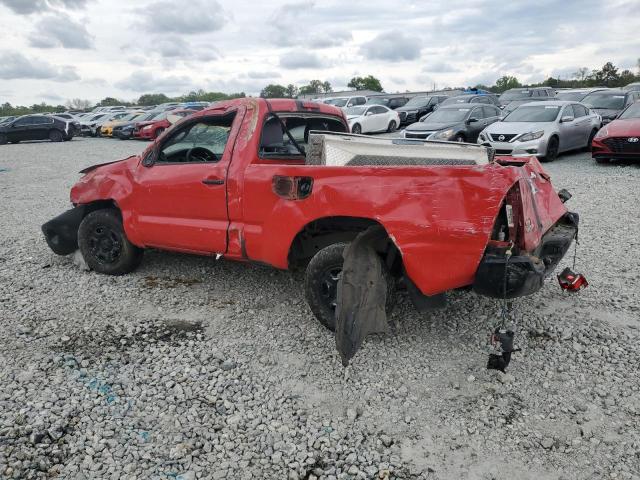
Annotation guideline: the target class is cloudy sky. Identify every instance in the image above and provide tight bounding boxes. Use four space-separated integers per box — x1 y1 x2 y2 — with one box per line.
1 0 639 105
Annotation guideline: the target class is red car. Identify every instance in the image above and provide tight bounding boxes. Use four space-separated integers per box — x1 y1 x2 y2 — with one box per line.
42 98 579 362
592 102 640 163
132 109 196 140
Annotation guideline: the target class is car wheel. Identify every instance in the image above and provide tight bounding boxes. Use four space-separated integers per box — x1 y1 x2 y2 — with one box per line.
387 120 397 132
154 128 165 139
0 134 7 145
49 130 63 142
304 243 396 331
539 136 559 162
453 133 465 143
78 209 143 276
351 124 362 135
585 129 597 151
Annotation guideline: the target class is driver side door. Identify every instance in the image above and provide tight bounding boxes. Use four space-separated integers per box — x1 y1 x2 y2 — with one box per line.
129 113 238 254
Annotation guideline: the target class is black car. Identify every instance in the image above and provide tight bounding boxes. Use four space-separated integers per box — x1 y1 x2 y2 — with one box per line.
402 104 502 142
366 96 409 109
581 89 640 124
498 87 555 108
439 94 500 108
0 115 75 144
395 95 448 124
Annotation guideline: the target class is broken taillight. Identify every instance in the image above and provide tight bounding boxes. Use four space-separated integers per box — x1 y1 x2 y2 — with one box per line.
557 267 588 292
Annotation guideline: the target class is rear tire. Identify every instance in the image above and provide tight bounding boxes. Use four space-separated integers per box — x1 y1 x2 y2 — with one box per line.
351 124 362 135
304 242 396 331
49 130 63 142
539 136 559 162
78 209 143 275
453 133 465 143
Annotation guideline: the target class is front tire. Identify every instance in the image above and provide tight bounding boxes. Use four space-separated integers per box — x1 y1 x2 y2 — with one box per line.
585 129 597 151
351 124 362 135
49 130 63 142
539 136 559 162
304 243 396 331
453 133 465 143
387 120 397 132
78 209 143 275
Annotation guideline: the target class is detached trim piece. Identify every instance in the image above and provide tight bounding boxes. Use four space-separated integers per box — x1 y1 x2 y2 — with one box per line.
41 206 87 255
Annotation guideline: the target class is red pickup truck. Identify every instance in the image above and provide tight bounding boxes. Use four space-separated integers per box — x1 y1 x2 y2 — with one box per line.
43 98 578 360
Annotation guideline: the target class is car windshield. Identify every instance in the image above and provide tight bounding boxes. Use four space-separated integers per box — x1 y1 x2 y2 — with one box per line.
345 106 368 116
366 98 388 105
582 93 626 110
619 102 640 119
151 112 168 120
424 108 470 123
500 90 532 101
324 98 348 107
404 97 431 108
441 97 470 105
503 105 561 122
555 91 589 101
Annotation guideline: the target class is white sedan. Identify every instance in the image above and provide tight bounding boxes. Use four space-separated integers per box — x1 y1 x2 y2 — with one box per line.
346 105 400 134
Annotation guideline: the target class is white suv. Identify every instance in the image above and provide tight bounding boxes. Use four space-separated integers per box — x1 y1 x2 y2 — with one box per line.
323 96 368 109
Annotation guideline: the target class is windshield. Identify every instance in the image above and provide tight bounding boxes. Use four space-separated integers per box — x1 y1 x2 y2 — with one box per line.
556 91 588 101
441 97 470 105
366 98 388 105
503 105 560 122
324 98 348 107
619 102 640 119
424 108 470 123
151 112 168 120
583 93 626 110
345 106 367 116
404 96 431 108
500 90 532 101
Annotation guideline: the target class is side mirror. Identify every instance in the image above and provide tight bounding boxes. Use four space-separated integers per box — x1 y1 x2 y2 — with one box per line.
142 150 156 167
560 115 574 123
466 117 479 124
365 111 374 116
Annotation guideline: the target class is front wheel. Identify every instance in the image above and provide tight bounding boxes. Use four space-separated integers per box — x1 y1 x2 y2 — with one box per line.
585 129 597 151
539 136 559 162
78 209 143 275
351 124 362 135
304 243 396 331
387 120 397 132
453 133 465 143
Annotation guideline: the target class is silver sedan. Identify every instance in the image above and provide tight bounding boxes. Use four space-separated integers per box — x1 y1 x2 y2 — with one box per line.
478 101 601 162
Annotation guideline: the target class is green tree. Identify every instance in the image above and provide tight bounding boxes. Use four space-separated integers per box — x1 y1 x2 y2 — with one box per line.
573 67 590 81
260 84 288 98
299 80 332 95
347 75 383 92
619 69 637 87
494 76 521 92
66 98 92 110
285 84 299 98
321 81 333 93
137 93 171 106
98 97 127 107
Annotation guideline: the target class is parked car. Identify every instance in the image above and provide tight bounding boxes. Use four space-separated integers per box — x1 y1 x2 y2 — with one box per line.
498 87 555 108
113 112 162 140
79 113 112 137
0 116 16 125
555 88 608 102
478 101 601 162
133 109 196 140
0 114 76 144
581 89 640 124
41 97 579 364
346 105 400 134
591 101 640 163
439 94 501 108
100 112 146 137
365 96 409 109
622 82 640 92
403 104 501 142
395 95 448 124
323 96 368 109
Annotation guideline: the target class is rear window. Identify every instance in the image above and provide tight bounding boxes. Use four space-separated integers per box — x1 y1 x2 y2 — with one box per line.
503 105 561 122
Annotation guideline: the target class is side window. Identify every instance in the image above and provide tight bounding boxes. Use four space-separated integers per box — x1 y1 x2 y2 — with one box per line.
371 106 385 114
563 105 576 118
482 106 497 118
156 116 234 164
14 117 33 126
573 104 587 117
470 107 483 119
356 97 367 105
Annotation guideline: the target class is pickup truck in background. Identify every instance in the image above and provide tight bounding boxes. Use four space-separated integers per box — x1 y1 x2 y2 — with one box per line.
42 98 579 361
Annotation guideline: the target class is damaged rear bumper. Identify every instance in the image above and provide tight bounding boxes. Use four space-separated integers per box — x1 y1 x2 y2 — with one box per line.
473 212 579 299
41 206 86 255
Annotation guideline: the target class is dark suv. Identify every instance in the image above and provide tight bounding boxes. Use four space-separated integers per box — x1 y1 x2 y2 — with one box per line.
498 87 555 108
395 95 448 124
366 96 409 110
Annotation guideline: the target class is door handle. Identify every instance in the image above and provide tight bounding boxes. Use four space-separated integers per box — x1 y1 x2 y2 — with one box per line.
202 178 224 185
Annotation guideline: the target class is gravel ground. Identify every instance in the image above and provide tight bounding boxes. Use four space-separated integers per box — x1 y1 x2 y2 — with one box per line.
0 137 639 480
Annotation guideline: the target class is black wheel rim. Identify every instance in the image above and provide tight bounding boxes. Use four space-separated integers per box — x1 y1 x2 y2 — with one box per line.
88 223 122 264
320 265 342 311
